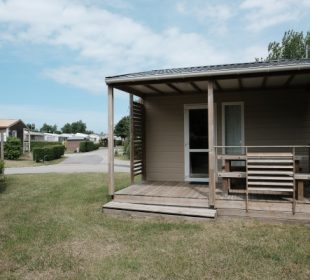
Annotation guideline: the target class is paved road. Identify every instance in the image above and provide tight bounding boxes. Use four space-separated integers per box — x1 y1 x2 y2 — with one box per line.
5 148 130 175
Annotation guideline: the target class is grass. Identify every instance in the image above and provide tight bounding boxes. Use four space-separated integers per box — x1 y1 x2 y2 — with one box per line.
0 173 309 279
4 153 66 168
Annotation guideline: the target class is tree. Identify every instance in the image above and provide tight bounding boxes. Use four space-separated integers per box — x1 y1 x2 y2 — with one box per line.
61 123 72 133
264 30 310 61
26 123 37 131
71 120 87 133
114 116 130 140
61 120 87 133
40 123 58 133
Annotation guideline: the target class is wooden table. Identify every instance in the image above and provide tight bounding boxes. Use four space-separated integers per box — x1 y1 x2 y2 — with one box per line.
218 155 246 193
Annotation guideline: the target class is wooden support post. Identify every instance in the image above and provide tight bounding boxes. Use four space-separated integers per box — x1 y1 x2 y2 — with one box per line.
141 98 146 182
130 94 134 184
0 131 4 161
108 86 114 197
208 81 216 208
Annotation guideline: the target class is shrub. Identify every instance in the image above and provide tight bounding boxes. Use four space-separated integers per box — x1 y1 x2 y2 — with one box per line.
53 145 65 158
79 141 87 152
79 141 99 152
33 145 65 162
86 141 95 151
30 141 59 151
0 160 4 174
4 137 22 160
123 139 130 159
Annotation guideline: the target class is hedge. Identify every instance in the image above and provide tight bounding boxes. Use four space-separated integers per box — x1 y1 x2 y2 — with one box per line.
30 141 60 151
4 137 22 160
0 160 4 175
33 145 65 162
79 141 99 152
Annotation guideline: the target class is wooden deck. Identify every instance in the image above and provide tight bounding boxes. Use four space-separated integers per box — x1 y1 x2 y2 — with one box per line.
114 181 212 207
103 181 310 222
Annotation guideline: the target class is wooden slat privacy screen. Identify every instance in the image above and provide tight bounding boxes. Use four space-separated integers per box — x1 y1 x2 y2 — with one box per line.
130 95 145 182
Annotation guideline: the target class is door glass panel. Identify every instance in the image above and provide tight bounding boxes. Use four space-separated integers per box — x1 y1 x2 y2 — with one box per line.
224 104 244 168
190 152 209 178
189 109 208 149
225 105 242 155
188 108 209 180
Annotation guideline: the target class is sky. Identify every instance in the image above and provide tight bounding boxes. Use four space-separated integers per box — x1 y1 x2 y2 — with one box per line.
0 0 309 133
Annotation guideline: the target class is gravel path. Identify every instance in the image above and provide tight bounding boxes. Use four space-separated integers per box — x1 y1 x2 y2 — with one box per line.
4 148 130 175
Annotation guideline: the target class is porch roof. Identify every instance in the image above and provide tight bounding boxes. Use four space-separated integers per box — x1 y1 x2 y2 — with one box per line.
105 59 310 97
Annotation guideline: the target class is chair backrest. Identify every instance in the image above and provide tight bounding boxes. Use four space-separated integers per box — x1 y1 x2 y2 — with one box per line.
246 152 294 194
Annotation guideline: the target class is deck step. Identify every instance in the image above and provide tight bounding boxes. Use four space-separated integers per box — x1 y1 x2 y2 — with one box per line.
114 194 210 208
103 201 217 218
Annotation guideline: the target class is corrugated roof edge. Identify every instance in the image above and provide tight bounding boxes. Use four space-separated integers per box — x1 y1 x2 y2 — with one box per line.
105 59 310 84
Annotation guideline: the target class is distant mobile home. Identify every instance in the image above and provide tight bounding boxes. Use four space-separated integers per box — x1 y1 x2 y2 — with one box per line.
65 136 85 153
0 119 28 153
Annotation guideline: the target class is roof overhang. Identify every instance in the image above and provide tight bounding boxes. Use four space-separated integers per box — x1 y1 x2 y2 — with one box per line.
105 60 310 97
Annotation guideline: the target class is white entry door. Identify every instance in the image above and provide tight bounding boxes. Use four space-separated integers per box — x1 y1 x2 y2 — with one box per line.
184 104 209 182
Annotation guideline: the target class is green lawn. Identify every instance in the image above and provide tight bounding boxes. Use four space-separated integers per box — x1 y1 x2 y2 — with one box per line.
0 173 309 279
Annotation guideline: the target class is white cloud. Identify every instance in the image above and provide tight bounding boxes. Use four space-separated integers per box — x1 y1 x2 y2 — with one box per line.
240 0 310 31
43 66 106 94
177 0 310 33
177 1 233 22
241 45 269 61
176 0 234 34
0 0 230 94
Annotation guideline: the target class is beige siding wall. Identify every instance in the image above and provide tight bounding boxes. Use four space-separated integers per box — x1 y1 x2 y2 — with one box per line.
144 95 207 181
216 90 310 146
144 89 310 182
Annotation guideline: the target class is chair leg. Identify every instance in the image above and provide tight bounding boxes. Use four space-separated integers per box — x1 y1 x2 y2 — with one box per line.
297 181 304 201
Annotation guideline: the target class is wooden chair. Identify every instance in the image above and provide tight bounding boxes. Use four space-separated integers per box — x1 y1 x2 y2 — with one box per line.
246 152 295 214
